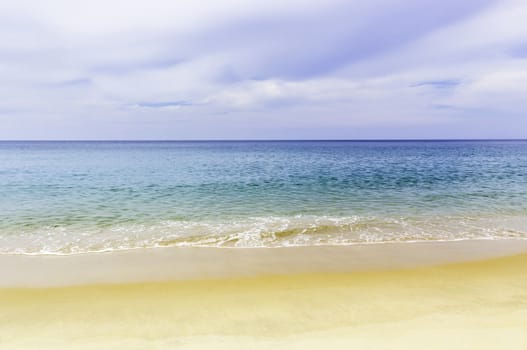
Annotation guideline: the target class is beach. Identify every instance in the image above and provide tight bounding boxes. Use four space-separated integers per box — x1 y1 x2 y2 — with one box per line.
1 240 527 349
2 0 527 344
2 141 527 348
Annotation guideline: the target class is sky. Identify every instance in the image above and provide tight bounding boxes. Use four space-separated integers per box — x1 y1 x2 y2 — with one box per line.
0 0 526 140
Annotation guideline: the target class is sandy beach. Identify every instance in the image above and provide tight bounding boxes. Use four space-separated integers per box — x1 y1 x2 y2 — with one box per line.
3 0 527 345
1 240 527 349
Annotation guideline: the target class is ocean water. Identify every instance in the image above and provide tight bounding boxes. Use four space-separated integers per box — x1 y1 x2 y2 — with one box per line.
1 140 527 254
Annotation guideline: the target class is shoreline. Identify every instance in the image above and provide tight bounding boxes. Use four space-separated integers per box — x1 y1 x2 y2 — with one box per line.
2 238 527 288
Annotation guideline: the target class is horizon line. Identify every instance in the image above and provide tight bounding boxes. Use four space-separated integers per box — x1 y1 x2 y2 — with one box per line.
0 138 527 142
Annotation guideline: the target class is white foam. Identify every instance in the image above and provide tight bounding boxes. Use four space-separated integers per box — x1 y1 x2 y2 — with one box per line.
1 214 527 255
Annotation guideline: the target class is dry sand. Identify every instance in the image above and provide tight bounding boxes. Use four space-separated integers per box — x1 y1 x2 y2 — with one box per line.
1 240 527 349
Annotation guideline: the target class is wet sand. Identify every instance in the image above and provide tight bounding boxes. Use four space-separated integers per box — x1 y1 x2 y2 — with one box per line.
1 240 527 349
2 239 527 287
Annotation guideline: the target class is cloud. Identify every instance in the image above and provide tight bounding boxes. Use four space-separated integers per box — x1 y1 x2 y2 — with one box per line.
412 80 461 89
0 0 526 139
135 101 194 109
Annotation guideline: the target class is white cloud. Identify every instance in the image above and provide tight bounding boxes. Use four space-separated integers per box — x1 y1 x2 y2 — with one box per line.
0 0 526 139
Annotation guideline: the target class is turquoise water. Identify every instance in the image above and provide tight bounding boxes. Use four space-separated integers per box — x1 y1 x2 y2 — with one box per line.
1 140 527 254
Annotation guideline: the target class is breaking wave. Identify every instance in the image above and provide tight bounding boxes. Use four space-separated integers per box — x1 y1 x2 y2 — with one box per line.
1 214 527 255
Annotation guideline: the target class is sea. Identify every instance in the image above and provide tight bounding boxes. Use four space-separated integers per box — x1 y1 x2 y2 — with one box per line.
1 140 526 254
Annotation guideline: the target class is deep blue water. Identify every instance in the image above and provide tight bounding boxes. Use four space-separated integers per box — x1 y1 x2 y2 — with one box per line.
1 140 527 254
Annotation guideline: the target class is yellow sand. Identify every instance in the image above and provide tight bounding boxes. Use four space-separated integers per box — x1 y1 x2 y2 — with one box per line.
1 252 527 349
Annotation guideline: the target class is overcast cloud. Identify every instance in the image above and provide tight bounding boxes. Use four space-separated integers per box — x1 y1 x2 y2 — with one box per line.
0 0 526 139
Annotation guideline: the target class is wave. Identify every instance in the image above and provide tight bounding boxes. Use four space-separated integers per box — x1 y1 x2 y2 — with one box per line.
1 214 527 255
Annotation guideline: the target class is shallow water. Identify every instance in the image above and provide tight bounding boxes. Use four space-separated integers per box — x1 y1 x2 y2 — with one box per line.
1 140 527 254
